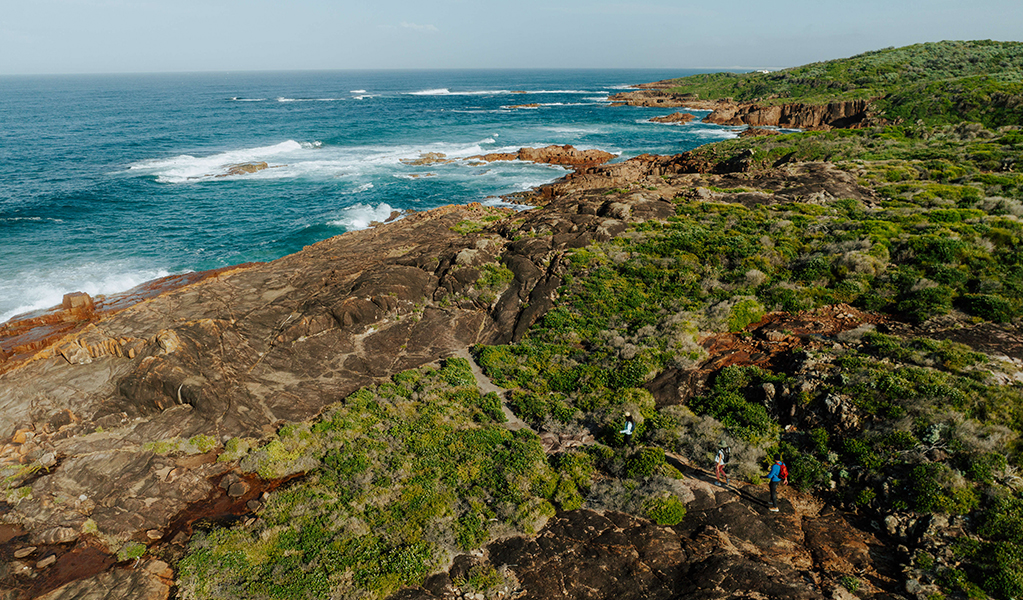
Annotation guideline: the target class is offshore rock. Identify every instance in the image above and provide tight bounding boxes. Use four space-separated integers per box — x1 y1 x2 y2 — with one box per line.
649 111 696 124
219 161 269 177
470 145 615 168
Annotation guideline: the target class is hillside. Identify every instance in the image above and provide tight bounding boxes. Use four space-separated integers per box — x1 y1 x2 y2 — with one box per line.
616 40 1023 129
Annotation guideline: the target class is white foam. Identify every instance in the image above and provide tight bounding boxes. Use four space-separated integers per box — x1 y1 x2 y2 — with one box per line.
1 217 65 223
128 140 307 183
126 136 576 187
350 89 367 94
0 262 173 325
327 203 396 231
410 88 454 96
526 90 592 95
481 196 534 211
230 97 267 102
690 127 741 139
408 88 596 97
545 126 604 135
353 183 374 193
277 97 342 102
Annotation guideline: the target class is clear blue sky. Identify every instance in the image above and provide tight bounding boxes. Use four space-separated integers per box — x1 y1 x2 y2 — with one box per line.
2 0 1021 75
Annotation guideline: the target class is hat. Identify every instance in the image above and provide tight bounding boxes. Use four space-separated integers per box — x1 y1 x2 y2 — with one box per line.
624 412 631 417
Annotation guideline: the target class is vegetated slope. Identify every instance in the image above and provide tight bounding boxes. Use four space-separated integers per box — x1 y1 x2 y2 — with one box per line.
661 40 1023 127
169 44 1023 597
169 118 1023 600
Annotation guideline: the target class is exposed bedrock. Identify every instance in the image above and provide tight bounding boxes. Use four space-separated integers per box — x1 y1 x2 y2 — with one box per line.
0 186 678 597
704 99 872 129
0 148 919 599
390 478 897 599
609 90 874 130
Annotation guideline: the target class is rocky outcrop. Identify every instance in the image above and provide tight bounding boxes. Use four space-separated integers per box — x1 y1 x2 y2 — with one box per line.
400 152 455 166
390 479 900 599
0 183 691 597
470 145 615 168
609 90 719 109
610 90 876 130
705 99 872 129
0 142 908 599
739 126 784 137
649 112 696 124
220 162 270 177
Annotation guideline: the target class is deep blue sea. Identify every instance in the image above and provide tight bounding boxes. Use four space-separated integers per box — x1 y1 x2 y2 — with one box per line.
0 69 742 323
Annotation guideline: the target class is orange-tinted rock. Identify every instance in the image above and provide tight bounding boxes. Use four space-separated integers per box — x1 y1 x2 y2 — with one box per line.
221 162 269 177
649 112 696 124
400 152 453 166
704 99 872 129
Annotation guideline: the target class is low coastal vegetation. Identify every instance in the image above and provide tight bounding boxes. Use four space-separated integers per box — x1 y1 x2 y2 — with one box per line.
177 358 683 599
175 42 1023 600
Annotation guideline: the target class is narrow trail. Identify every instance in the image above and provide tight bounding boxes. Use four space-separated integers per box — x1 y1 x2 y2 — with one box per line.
454 348 531 431
666 451 772 507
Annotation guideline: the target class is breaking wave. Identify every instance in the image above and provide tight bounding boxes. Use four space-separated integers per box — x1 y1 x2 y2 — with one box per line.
327 203 397 231
0 263 173 325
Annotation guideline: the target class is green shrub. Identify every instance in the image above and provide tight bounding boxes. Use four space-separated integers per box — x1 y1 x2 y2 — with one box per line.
625 447 666 478
117 541 147 562
897 285 953 323
440 357 477 387
553 476 583 511
962 452 1008 485
645 494 687 525
907 463 979 514
728 297 766 332
960 293 1014 323
788 454 829 492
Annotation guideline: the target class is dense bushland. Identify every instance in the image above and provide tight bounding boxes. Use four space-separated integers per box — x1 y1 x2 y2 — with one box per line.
664 40 1023 128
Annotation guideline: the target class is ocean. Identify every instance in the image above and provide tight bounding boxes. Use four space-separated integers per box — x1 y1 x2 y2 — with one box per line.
0 69 742 324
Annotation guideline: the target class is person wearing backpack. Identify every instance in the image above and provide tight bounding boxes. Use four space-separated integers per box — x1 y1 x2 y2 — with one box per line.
714 443 730 486
766 457 788 512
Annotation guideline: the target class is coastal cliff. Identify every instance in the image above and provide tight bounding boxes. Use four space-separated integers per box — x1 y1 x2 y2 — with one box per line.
609 90 874 130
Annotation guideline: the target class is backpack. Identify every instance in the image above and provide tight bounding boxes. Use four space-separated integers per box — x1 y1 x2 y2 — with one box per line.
778 462 788 479
722 447 731 464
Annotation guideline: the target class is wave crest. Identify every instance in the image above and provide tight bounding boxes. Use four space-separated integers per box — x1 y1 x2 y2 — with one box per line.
327 203 397 231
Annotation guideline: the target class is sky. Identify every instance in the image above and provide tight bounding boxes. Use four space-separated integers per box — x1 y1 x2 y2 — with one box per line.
1 0 1021 75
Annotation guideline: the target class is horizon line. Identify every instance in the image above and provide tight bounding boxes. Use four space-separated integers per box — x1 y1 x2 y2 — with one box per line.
0 65 792 78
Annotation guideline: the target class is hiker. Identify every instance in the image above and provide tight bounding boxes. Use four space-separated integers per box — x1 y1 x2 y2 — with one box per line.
714 443 730 486
619 412 635 437
766 457 788 512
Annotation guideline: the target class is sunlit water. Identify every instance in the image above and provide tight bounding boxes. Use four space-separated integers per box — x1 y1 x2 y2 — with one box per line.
0 69 744 323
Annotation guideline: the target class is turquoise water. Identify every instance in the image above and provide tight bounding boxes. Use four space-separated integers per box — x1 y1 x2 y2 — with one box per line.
0 69 741 323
